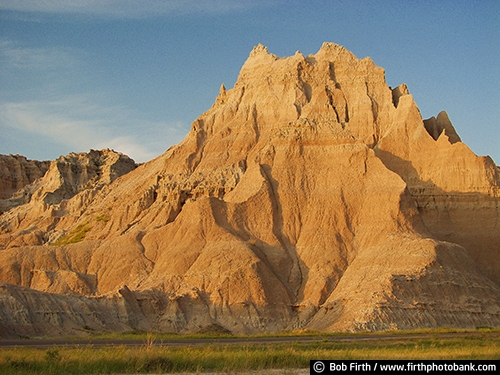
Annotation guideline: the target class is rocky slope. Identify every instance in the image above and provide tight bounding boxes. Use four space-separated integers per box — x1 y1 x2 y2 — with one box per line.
0 43 499 338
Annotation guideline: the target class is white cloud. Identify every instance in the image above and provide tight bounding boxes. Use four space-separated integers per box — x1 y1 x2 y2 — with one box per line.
0 96 187 162
0 0 278 19
0 38 80 71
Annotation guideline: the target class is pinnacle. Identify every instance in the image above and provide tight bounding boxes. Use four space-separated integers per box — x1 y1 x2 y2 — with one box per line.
219 83 226 96
250 43 269 57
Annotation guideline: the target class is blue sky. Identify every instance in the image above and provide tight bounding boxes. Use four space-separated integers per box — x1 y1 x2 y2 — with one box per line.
1 0 498 164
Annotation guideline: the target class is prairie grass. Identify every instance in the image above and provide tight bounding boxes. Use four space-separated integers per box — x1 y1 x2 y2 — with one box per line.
1 332 499 374
68 325 498 341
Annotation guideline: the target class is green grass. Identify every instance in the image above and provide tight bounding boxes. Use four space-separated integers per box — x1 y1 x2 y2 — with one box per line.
1 331 499 374
51 223 91 246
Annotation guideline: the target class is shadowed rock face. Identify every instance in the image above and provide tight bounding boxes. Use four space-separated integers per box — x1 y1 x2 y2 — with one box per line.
0 155 51 212
0 42 499 338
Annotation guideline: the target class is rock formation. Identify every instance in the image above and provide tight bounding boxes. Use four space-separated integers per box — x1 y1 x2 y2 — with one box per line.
0 155 50 213
0 155 51 199
0 149 136 247
0 43 499 338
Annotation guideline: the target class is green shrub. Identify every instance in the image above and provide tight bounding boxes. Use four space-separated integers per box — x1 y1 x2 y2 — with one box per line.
52 223 91 246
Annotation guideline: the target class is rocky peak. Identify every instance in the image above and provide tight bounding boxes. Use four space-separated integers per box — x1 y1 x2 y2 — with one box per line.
391 83 409 107
423 110 462 144
315 41 358 62
32 149 137 205
209 43 389 148
249 43 271 57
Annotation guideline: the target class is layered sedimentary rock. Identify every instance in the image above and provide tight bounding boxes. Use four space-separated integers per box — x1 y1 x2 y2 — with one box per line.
0 155 50 213
0 43 499 338
0 155 51 199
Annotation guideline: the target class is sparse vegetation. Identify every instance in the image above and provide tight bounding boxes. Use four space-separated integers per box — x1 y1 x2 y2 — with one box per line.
51 223 91 246
0 330 498 374
95 214 110 223
195 323 232 335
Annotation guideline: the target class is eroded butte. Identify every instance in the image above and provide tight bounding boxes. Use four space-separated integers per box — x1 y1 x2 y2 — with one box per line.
1 43 499 338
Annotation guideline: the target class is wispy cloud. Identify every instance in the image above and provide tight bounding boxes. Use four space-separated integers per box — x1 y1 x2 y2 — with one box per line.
1 97 187 162
0 38 82 75
0 0 278 19
0 37 187 162
0 38 81 72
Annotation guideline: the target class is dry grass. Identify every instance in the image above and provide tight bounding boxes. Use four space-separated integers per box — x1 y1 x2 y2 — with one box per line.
1 332 499 374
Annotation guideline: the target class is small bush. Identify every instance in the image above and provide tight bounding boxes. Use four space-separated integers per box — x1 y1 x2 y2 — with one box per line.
8 357 32 369
137 357 173 372
44 348 61 363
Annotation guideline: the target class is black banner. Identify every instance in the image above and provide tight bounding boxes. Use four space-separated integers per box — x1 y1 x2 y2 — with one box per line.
310 360 498 374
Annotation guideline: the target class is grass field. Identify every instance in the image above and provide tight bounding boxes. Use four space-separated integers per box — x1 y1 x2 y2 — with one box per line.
1 329 499 374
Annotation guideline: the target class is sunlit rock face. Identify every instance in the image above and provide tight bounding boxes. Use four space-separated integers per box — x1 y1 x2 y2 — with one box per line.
0 42 499 338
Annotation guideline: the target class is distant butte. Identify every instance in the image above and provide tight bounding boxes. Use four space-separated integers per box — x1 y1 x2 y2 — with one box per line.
0 42 499 338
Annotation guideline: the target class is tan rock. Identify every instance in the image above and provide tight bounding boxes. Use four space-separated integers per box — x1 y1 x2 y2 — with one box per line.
0 155 50 199
0 155 50 213
0 149 136 248
0 42 499 337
